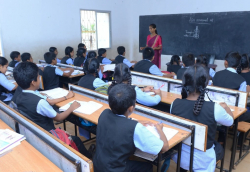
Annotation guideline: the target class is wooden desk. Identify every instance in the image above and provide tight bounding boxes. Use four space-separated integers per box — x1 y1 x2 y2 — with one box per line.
69 72 85 78
0 120 62 172
56 93 191 150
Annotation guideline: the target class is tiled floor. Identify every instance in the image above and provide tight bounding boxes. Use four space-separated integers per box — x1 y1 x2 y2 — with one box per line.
56 121 250 172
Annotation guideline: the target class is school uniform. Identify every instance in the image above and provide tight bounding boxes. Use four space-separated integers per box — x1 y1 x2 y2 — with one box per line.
93 109 163 172
167 64 181 74
171 99 233 171
177 67 188 80
16 90 92 158
115 55 134 68
134 59 164 76
0 72 15 102
43 64 63 90
240 71 250 85
78 74 107 90
8 60 20 67
209 68 216 78
61 56 74 65
57 58 61 63
73 56 85 67
97 56 112 64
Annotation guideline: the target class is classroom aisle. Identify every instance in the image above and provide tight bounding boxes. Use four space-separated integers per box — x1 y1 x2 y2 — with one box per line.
55 121 250 172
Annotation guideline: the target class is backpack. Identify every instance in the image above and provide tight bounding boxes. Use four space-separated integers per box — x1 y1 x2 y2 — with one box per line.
50 128 79 151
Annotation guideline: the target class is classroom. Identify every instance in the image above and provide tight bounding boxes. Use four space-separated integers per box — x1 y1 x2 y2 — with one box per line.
1 0 250 172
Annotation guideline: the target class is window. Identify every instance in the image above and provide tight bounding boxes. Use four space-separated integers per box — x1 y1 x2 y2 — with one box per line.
80 10 111 50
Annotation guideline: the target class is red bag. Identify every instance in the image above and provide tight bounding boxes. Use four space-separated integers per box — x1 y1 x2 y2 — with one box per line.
50 128 79 151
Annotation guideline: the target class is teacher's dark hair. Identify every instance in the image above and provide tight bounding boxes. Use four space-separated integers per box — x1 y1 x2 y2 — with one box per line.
149 24 158 34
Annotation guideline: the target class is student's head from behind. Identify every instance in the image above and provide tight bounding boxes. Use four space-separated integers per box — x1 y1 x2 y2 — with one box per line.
240 54 249 70
181 64 209 116
196 55 208 67
98 48 107 57
77 48 86 58
87 51 97 59
49 47 58 55
224 52 241 70
83 58 100 77
0 56 9 74
65 46 74 57
13 62 40 90
143 47 155 61
21 53 33 63
10 51 21 61
170 55 180 65
117 46 125 56
108 83 136 116
78 43 86 49
182 53 195 67
44 52 57 65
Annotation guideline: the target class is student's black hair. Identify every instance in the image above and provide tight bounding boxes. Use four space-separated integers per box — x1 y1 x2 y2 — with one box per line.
78 43 85 48
44 52 56 64
225 52 241 74
65 46 74 57
181 64 210 116
108 83 136 115
196 55 208 67
87 51 97 59
49 47 57 53
143 47 155 60
13 62 39 90
10 51 20 61
76 48 86 57
108 63 132 93
83 58 100 78
0 56 8 66
98 48 106 56
182 53 195 67
240 54 249 70
117 46 125 55
21 53 31 62
170 55 180 65
149 24 158 34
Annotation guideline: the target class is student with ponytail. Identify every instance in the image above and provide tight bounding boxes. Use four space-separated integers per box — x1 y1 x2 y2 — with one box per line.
196 54 216 78
239 54 250 85
171 64 233 172
49 47 61 63
108 63 161 106
61 46 74 65
78 58 106 90
73 48 86 67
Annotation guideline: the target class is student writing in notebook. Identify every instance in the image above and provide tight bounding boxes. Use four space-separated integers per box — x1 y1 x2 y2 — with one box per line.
9 51 21 68
0 57 18 103
171 64 233 172
115 46 136 67
43 52 74 90
167 55 181 75
108 63 162 106
94 84 169 172
13 62 95 158
97 48 112 64
134 47 175 78
78 58 106 90
73 48 86 67
49 47 61 63
176 53 195 80
61 46 74 65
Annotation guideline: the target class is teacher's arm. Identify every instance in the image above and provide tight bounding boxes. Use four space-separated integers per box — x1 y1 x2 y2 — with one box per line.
140 35 150 50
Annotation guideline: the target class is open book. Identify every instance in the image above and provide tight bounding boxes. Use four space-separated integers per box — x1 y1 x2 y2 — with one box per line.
40 88 69 99
103 64 116 72
134 125 178 161
64 70 84 75
59 100 103 115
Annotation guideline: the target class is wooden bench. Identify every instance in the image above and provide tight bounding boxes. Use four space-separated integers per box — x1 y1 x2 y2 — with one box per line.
237 122 250 163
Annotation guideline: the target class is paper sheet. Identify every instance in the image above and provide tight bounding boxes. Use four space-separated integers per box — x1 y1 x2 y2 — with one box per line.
40 88 69 99
145 92 155 96
103 64 116 72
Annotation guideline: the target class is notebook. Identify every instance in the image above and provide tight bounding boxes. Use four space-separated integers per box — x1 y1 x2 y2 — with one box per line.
145 92 155 96
40 88 69 99
64 70 84 75
103 64 116 72
208 100 235 112
59 100 103 115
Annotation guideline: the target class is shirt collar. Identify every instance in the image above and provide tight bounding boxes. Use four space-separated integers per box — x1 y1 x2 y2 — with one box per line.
116 114 126 118
22 90 47 99
47 64 56 67
226 67 237 73
143 59 151 62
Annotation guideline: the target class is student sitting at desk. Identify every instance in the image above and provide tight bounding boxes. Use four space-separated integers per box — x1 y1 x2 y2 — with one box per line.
78 58 106 90
94 84 169 172
171 64 233 172
43 52 74 90
0 57 18 103
73 48 86 67
115 46 136 68
61 46 74 65
109 63 162 107
21 52 43 76
196 54 216 78
97 48 112 64
176 53 195 80
238 54 250 85
49 47 61 63
13 62 94 158
9 51 21 68
134 47 175 78
167 55 181 75
78 43 88 56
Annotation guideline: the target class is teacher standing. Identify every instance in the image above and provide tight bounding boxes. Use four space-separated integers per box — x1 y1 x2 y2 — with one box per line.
140 24 162 68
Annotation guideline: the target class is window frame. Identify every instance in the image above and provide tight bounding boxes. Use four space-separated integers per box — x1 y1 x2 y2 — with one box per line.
79 9 112 50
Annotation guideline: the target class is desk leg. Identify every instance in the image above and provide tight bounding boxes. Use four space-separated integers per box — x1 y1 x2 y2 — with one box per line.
63 120 66 130
220 126 228 172
189 127 195 172
157 153 162 172
176 142 182 172
229 118 239 172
